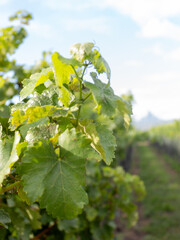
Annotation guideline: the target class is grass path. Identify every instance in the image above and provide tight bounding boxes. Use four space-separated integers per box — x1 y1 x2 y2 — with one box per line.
130 144 180 240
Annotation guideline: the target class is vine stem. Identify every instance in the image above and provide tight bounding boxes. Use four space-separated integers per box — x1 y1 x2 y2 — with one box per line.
83 92 92 102
31 222 56 240
75 79 82 127
74 64 88 127
0 181 21 194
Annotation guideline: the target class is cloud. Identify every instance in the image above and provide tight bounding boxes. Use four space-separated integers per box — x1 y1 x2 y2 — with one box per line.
26 0 180 41
0 8 14 27
112 69 180 120
134 71 180 120
146 44 180 61
105 0 180 21
63 17 110 34
0 14 10 27
34 0 102 11
166 47 180 60
0 0 11 6
140 19 180 40
145 44 164 56
104 0 180 41
144 72 180 83
124 60 143 67
28 21 57 39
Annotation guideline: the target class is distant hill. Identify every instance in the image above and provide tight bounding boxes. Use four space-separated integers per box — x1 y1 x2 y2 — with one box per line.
134 112 173 131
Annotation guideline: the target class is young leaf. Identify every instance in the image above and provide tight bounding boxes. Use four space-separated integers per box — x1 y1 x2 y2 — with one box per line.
20 67 54 101
51 52 75 107
92 49 111 81
10 105 67 130
70 42 94 62
70 43 111 79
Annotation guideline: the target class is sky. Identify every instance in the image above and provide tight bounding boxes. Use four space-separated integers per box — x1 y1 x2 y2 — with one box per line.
1 0 180 120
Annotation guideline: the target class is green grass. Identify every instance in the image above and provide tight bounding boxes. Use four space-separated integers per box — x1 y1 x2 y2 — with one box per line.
137 145 180 240
162 152 180 175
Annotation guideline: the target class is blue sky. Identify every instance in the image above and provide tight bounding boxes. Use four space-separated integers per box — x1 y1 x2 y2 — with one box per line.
1 0 180 120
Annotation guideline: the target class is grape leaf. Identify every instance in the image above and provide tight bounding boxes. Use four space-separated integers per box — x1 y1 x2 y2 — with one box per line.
10 105 67 130
70 43 111 80
25 123 57 144
19 117 49 139
26 208 42 230
51 52 75 107
92 49 111 81
13 88 60 116
10 109 27 130
0 131 20 186
78 120 116 165
116 98 132 129
57 87 74 107
21 129 92 219
27 89 59 107
70 42 94 62
16 142 28 157
57 218 79 232
20 67 54 101
0 105 10 128
85 206 97 222
0 209 11 228
84 73 117 116
53 51 82 67
94 125 116 165
18 187 31 205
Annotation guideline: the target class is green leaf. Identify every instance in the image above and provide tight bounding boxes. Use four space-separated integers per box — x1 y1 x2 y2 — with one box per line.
0 131 20 186
26 208 42 230
78 120 116 165
57 87 74 107
0 228 6 240
85 206 97 222
10 109 27 130
84 73 117 116
10 105 64 130
54 51 82 67
19 117 49 139
9 10 32 25
20 67 54 101
51 52 75 107
0 77 5 88
89 124 116 165
57 218 79 232
92 49 111 81
0 209 11 228
0 105 10 118
12 88 60 117
70 43 111 79
16 141 28 156
8 207 31 238
0 105 10 130
116 98 132 129
25 123 57 144
21 129 91 219
27 89 58 107
18 187 31 205
70 42 94 62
